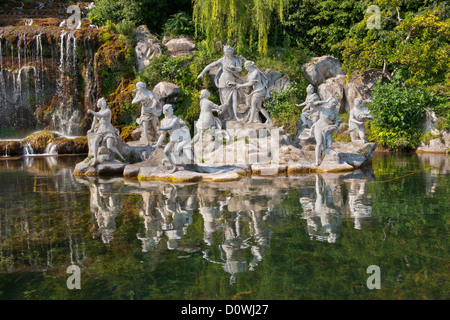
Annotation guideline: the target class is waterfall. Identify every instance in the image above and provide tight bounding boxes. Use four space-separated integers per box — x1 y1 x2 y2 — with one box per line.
44 142 58 155
52 30 82 137
0 37 6 106
23 142 34 156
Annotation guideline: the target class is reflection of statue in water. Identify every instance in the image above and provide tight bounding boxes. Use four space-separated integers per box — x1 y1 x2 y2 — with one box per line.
349 98 373 143
89 182 122 244
300 175 341 243
197 45 245 121
87 98 125 166
156 185 196 250
312 98 341 166
193 89 230 145
136 191 163 252
198 193 229 246
236 61 271 124
132 82 161 146
296 84 330 141
202 208 272 285
154 104 193 173
348 180 372 230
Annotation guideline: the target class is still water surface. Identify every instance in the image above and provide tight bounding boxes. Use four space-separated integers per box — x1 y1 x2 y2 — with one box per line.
0 153 448 300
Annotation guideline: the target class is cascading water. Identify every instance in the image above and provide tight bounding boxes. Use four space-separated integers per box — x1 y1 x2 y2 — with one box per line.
22 142 34 156
51 30 83 137
0 17 101 139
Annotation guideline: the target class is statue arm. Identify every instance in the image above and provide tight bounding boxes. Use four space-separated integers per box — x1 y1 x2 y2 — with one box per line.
159 118 179 131
88 109 110 119
154 132 166 148
198 59 222 79
237 79 257 89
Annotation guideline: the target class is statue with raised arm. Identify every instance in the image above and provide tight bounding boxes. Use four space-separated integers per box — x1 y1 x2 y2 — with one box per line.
132 82 161 146
296 84 330 140
312 98 341 166
348 98 373 143
236 61 271 124
154 104 193 173
87 98 125 166
193 89 230 144
197 45 245 121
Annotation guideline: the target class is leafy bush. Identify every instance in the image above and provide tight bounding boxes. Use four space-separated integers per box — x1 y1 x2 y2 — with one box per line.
163 12 194 37
265 81 308 136
369 80 445 150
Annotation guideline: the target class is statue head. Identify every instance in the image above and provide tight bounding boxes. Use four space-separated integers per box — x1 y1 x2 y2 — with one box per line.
136 81 147 91
97 97 106 109
163 104 174 116
244 60 255 70
223 45 234 55
307 84 314 94
328 98 339 108
354 98 364 108
200 89 210 99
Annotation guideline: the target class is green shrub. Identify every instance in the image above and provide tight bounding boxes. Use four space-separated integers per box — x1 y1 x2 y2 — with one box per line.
163 12 194 37
265 81 308 136
369 80 444 150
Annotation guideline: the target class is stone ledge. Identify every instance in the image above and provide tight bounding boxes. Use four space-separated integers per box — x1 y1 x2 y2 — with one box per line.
73 160 128 177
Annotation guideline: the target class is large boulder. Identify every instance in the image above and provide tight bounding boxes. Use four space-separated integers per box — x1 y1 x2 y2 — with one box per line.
317 75 346 113
164 37 196 57
134 25 162 72
302 56 345 86
153 82 181 105
264 69 290 92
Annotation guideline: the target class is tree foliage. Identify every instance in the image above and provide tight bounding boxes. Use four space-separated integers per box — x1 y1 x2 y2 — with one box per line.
193 0 288 56
334 0 450 91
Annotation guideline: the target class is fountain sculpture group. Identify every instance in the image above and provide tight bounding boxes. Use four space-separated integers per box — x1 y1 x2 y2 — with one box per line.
73 45 375 181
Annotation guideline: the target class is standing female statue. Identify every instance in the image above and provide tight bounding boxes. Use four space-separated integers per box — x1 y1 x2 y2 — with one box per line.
197 45 245 121
132 82 161 146
312 98 341 166
236 61 271 124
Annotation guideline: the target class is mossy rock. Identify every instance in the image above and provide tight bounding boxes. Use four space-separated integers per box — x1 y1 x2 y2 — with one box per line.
120 125 137 142
6 141 22 156
56 137 88 154
23 131 61 154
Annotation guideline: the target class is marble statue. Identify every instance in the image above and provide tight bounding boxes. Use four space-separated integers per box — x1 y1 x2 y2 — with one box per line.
197 45 245 121
312 97 341 166
296 84 330 140
193 89 229 144
154 104 193 173
348 98 373 143
236 61 271 124
132 82 161 146
87 98 125 166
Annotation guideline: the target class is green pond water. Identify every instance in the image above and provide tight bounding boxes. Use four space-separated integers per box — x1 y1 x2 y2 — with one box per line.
0 153 448 300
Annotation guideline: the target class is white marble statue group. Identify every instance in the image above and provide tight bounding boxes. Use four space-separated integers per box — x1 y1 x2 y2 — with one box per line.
86 45 373 171
296 85 372 165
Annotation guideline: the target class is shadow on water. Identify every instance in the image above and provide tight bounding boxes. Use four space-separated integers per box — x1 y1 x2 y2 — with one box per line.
0 153 448 299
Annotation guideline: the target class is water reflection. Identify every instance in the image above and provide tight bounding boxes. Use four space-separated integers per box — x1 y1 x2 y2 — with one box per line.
71 171 378 281
1 153 448 296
